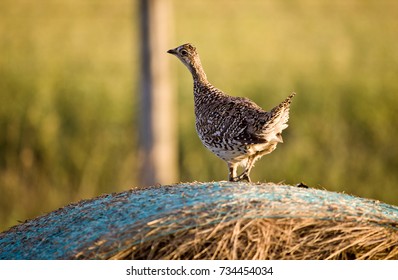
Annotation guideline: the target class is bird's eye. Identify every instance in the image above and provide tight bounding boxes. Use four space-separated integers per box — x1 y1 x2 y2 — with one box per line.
181 49 188 56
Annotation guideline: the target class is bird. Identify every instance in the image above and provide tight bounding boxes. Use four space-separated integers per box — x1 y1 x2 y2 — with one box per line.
167 43 295 182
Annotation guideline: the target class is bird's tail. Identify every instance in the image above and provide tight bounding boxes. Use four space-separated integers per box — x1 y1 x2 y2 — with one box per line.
277 92 296 111
263 92 296 142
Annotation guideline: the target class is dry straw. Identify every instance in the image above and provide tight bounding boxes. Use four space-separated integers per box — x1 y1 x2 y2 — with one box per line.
1 182 397 259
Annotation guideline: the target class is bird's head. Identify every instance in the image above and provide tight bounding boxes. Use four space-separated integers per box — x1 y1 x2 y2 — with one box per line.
167 43 207 83
167 43 199 69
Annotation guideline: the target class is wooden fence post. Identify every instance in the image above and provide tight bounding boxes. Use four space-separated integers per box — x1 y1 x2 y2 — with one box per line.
138 0 177 185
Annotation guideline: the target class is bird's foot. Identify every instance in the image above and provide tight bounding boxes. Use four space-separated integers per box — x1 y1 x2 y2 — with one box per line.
229 176 240 182
231 173 251 182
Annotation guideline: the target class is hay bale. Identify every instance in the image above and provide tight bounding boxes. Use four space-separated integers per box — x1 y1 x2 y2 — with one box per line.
0 182 397 260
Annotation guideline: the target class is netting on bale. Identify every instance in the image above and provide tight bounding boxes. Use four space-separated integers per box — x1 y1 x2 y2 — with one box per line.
0 182 398 260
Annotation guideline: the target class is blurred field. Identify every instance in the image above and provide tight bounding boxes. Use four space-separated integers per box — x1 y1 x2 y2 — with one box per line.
1 0 398 231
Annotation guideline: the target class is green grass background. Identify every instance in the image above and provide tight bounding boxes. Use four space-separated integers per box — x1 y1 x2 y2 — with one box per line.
1 0 397 231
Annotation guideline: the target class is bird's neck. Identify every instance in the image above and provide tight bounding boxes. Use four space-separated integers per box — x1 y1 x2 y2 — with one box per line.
189 57 208 85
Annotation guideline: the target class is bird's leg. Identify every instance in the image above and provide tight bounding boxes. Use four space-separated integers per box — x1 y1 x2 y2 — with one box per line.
227 162 239 182
237 173 251 182
236 156 256 182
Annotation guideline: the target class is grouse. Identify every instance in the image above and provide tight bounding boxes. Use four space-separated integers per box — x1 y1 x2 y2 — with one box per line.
168 43 295 182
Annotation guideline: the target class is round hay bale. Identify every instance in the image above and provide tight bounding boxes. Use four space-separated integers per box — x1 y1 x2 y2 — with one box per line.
0 182 397 260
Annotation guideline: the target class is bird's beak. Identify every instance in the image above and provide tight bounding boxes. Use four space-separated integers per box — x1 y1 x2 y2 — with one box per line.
167 48 177 55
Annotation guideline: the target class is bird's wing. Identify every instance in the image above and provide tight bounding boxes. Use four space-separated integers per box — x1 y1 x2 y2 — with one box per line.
219 97 270 144
199 92 294 145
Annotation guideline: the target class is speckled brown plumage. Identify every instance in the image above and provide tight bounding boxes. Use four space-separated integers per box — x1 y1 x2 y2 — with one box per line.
168 43 295 182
